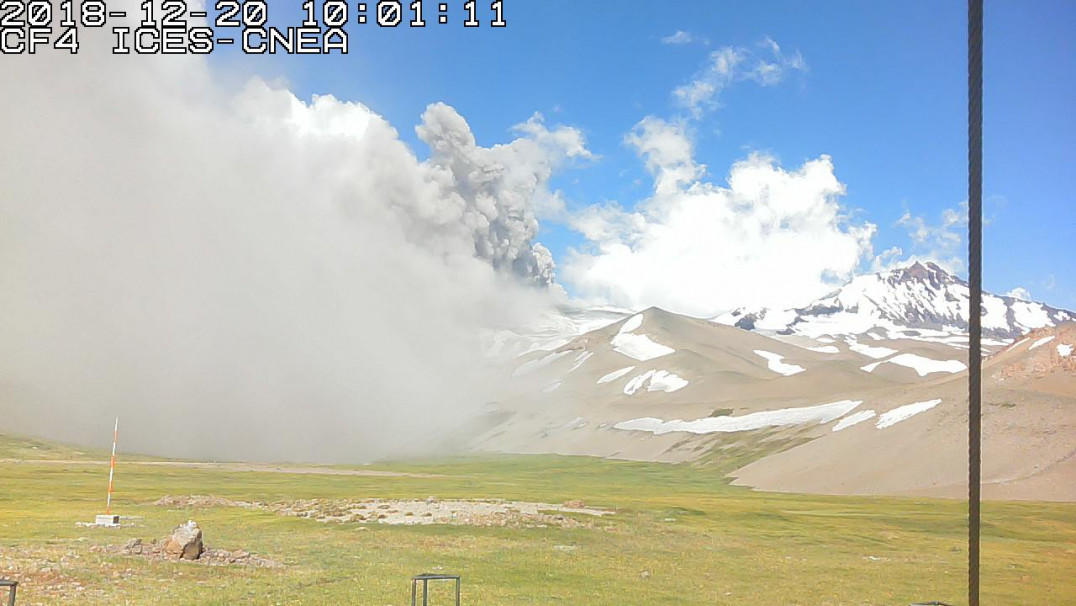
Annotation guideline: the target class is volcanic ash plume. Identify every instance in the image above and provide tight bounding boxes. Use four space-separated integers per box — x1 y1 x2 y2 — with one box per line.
0 9 583 462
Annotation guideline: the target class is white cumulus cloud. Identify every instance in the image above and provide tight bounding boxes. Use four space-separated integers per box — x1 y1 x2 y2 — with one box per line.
563 126 876 316
1006 287 1032 301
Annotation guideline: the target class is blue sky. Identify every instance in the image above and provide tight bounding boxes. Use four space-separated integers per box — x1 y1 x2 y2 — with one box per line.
227 0 1074 309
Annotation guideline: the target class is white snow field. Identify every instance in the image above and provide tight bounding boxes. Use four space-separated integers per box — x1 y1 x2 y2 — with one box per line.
645 370 689 393
860 353 966 377
832 410 877 432
1012 301 1050 331
1059 344 1073 358
807 345 840 354
623 370 689 395
610 314 676 362
612 332 676 361
1029 336 1056 351
614 400 862 435
876 399 942 429
848 342 898 359
754 350 806 376
597 366 636 384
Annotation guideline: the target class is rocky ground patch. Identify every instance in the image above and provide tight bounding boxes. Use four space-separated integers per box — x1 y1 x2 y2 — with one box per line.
153 494 613 528
0 544 110 604
92 520 282 568
93 539 281 568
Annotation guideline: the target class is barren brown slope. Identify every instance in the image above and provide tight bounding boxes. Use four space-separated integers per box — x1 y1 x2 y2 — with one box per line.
476 307 975 466
479 309 1075 501
729 323 1076 501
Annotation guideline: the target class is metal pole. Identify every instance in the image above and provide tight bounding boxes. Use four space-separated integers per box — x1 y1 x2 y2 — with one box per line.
967 1 984 605
456 577 461 606
422 578 429 606
106 416 119 515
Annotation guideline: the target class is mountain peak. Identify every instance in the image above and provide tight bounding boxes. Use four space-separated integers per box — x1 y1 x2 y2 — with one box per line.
884 260 960 290
714 261 1074 339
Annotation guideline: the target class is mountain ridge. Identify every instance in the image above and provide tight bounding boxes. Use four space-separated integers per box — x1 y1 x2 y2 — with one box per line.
713 261 1074 340
478 301 1076 500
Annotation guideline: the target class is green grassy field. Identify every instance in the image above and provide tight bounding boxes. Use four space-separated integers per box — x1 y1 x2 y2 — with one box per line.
0 434 1072 605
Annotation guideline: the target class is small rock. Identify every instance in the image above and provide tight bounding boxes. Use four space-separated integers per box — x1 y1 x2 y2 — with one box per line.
563 500 585 509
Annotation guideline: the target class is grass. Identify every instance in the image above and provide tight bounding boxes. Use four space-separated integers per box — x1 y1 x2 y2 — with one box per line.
0 434 1073 605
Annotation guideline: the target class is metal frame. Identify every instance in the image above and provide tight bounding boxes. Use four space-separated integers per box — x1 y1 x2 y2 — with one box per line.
1 579 17 606
410 573 461 606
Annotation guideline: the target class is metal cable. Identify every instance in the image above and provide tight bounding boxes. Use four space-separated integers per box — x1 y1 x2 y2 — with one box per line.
967 1 984 605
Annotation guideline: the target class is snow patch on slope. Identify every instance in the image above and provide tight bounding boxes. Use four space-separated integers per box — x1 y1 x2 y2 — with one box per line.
597 366 635 384
611 314 675 361
860 354 966 377
848 342 898 359
876 399 942 429
1029 336 1056 351
647 370 690 393
860 360 883 373
612 333 676 361
754 350 805 376
614 400 862 435
1059 344 1073 358
1012 302 1050 331
832 410 877 432
623 370 689 395
623 372 651 395
620 314 643 333
568 351 593 373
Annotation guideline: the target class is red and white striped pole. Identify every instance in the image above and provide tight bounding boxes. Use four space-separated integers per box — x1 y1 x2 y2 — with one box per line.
106 417 118 516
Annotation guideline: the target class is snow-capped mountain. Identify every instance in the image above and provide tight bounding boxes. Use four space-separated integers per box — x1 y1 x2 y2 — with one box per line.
480 305 1076 500
713 261 1074 340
